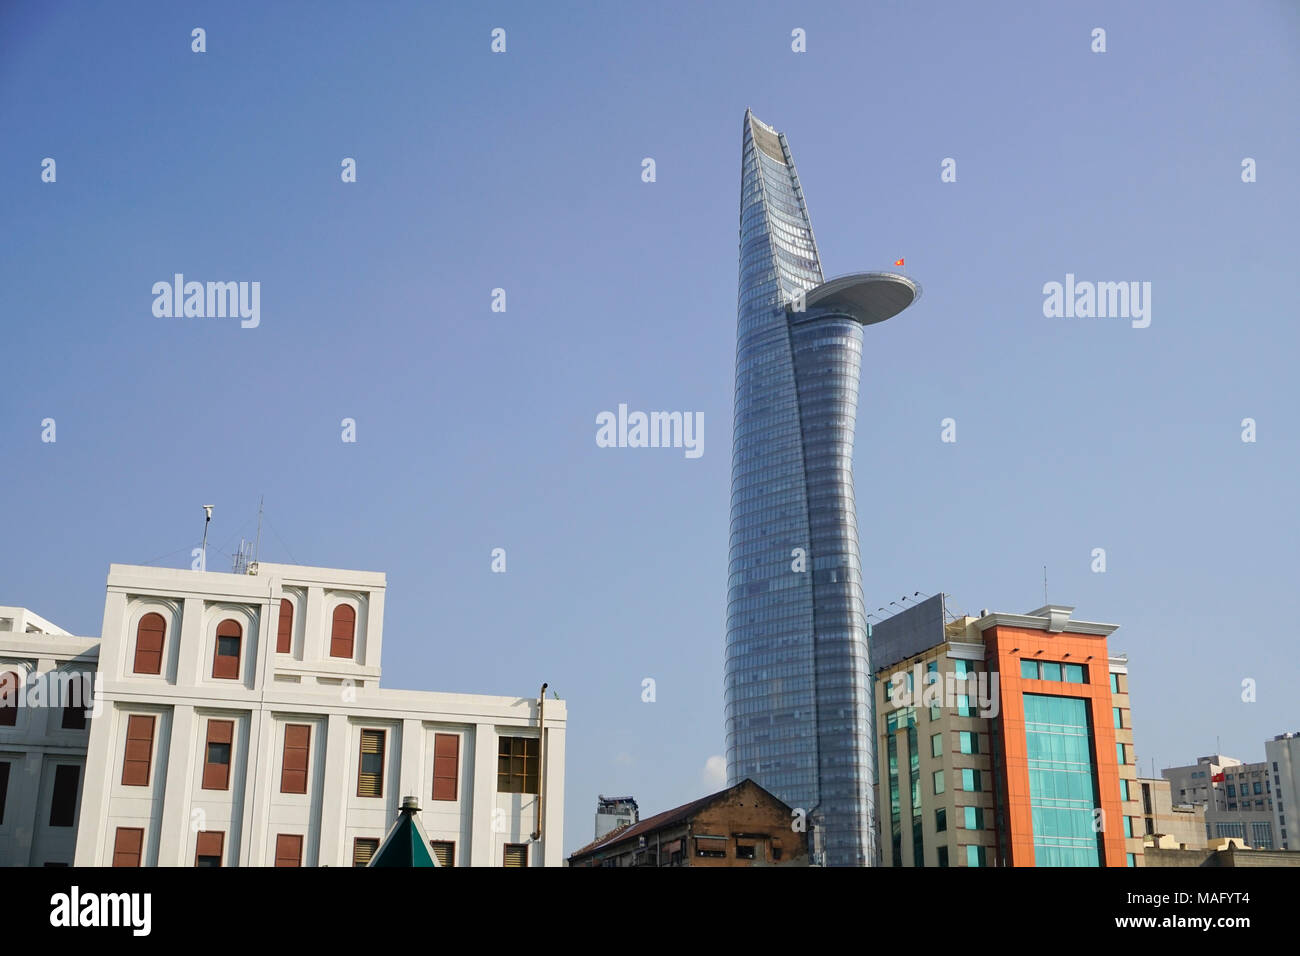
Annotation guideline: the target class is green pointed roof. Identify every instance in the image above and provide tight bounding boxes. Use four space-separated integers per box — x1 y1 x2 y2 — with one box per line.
368 798 440 867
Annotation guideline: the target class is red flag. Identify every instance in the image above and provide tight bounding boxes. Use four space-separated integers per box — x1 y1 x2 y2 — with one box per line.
1211 772 1225 783
894 258 905 266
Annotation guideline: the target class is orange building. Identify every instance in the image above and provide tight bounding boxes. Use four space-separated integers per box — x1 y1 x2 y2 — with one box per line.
873 598 1143 866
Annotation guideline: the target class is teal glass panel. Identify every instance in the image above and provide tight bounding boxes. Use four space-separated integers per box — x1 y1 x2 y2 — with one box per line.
1024 693 1101 866
1020 660 1038 679
1040 661 1062 682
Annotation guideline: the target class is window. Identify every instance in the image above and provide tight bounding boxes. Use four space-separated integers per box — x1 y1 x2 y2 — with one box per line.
0 671 19 726
49 765 80 827
964 806 983 830
432 733 459 801
330 605 356 658
966 844 984 867
1254 782 1262 795
959 731 979 755
1123 816 1133 838
1063 663 1085 683
357 729 385 797
497 736 540 794
0 762 8 824
276 599 293 654
1127 852 1136 867
201 719 234 790
1120 779 1130 801
274 834 303 867
937 846 949 867
935 808 947 832
61 696 86 730
1227 784 1236 797
933 769 945 795
735 842 756 860
1116 742 1127 765
1020 660 1037 679
195 831 223 867
956 695 972 717
212 619 241 680
429 841 454 867
1113 707 1123 729
353 838 379 866
281 724 311 794
953 659 971 679
503 844 528 867
112 827 144 867
1040 661 1061 682
930 733 942 758
962 768 981 792
1110 672 1120 693
121 714 156 786
133 613 165 674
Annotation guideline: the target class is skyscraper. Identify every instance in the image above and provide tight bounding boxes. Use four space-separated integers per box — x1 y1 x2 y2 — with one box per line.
725 110 920 866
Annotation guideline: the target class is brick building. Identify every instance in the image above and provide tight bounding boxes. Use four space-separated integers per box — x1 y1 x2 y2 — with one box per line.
567 779 807 867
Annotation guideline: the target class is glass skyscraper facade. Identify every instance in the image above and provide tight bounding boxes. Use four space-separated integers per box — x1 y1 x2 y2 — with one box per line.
725 111 919 866
1024 693 1103 866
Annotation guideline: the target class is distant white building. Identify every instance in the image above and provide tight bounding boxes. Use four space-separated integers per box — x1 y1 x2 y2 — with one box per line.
595 795 638 840
1 562 565 867
1265 732 1300 851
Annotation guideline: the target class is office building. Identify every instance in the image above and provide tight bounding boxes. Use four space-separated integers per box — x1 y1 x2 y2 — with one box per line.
725 110 921 866
871 595 1144 866
1264 732 1299 850
1163 755 1276 849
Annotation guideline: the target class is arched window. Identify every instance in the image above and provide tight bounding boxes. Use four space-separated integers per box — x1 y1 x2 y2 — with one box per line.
133 613 166 675
276 599 293 654
0 671 20 726
330 605 356 659
212 619 242 679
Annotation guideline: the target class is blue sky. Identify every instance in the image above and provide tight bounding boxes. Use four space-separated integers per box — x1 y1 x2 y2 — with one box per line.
2 1 1296 854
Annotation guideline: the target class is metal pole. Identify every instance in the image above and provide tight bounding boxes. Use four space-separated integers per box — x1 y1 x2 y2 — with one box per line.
533 682 547 845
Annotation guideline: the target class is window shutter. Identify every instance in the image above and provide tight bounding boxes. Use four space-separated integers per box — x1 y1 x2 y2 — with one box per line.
195 830 224 866
274 834 303 867
432 733 459 801
133 613 165 674
112 827 144 867
357 729 384 797
353 837 379 866
202 719 234 790
122 714 156 786
429 841 454 867
212 619 242 680
330 605 356 659
276 599 293 654
503 843 527 867
281 724 311 794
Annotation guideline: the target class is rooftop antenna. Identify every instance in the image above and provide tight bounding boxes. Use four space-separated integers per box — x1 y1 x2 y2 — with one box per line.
200 505 213 572
1043 565 1048 604
253 495 264 569
232 497 265 575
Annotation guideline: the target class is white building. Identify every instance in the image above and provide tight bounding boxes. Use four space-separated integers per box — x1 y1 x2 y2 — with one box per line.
1265 732 1300 851
0 608 98 867
2 562 565 867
